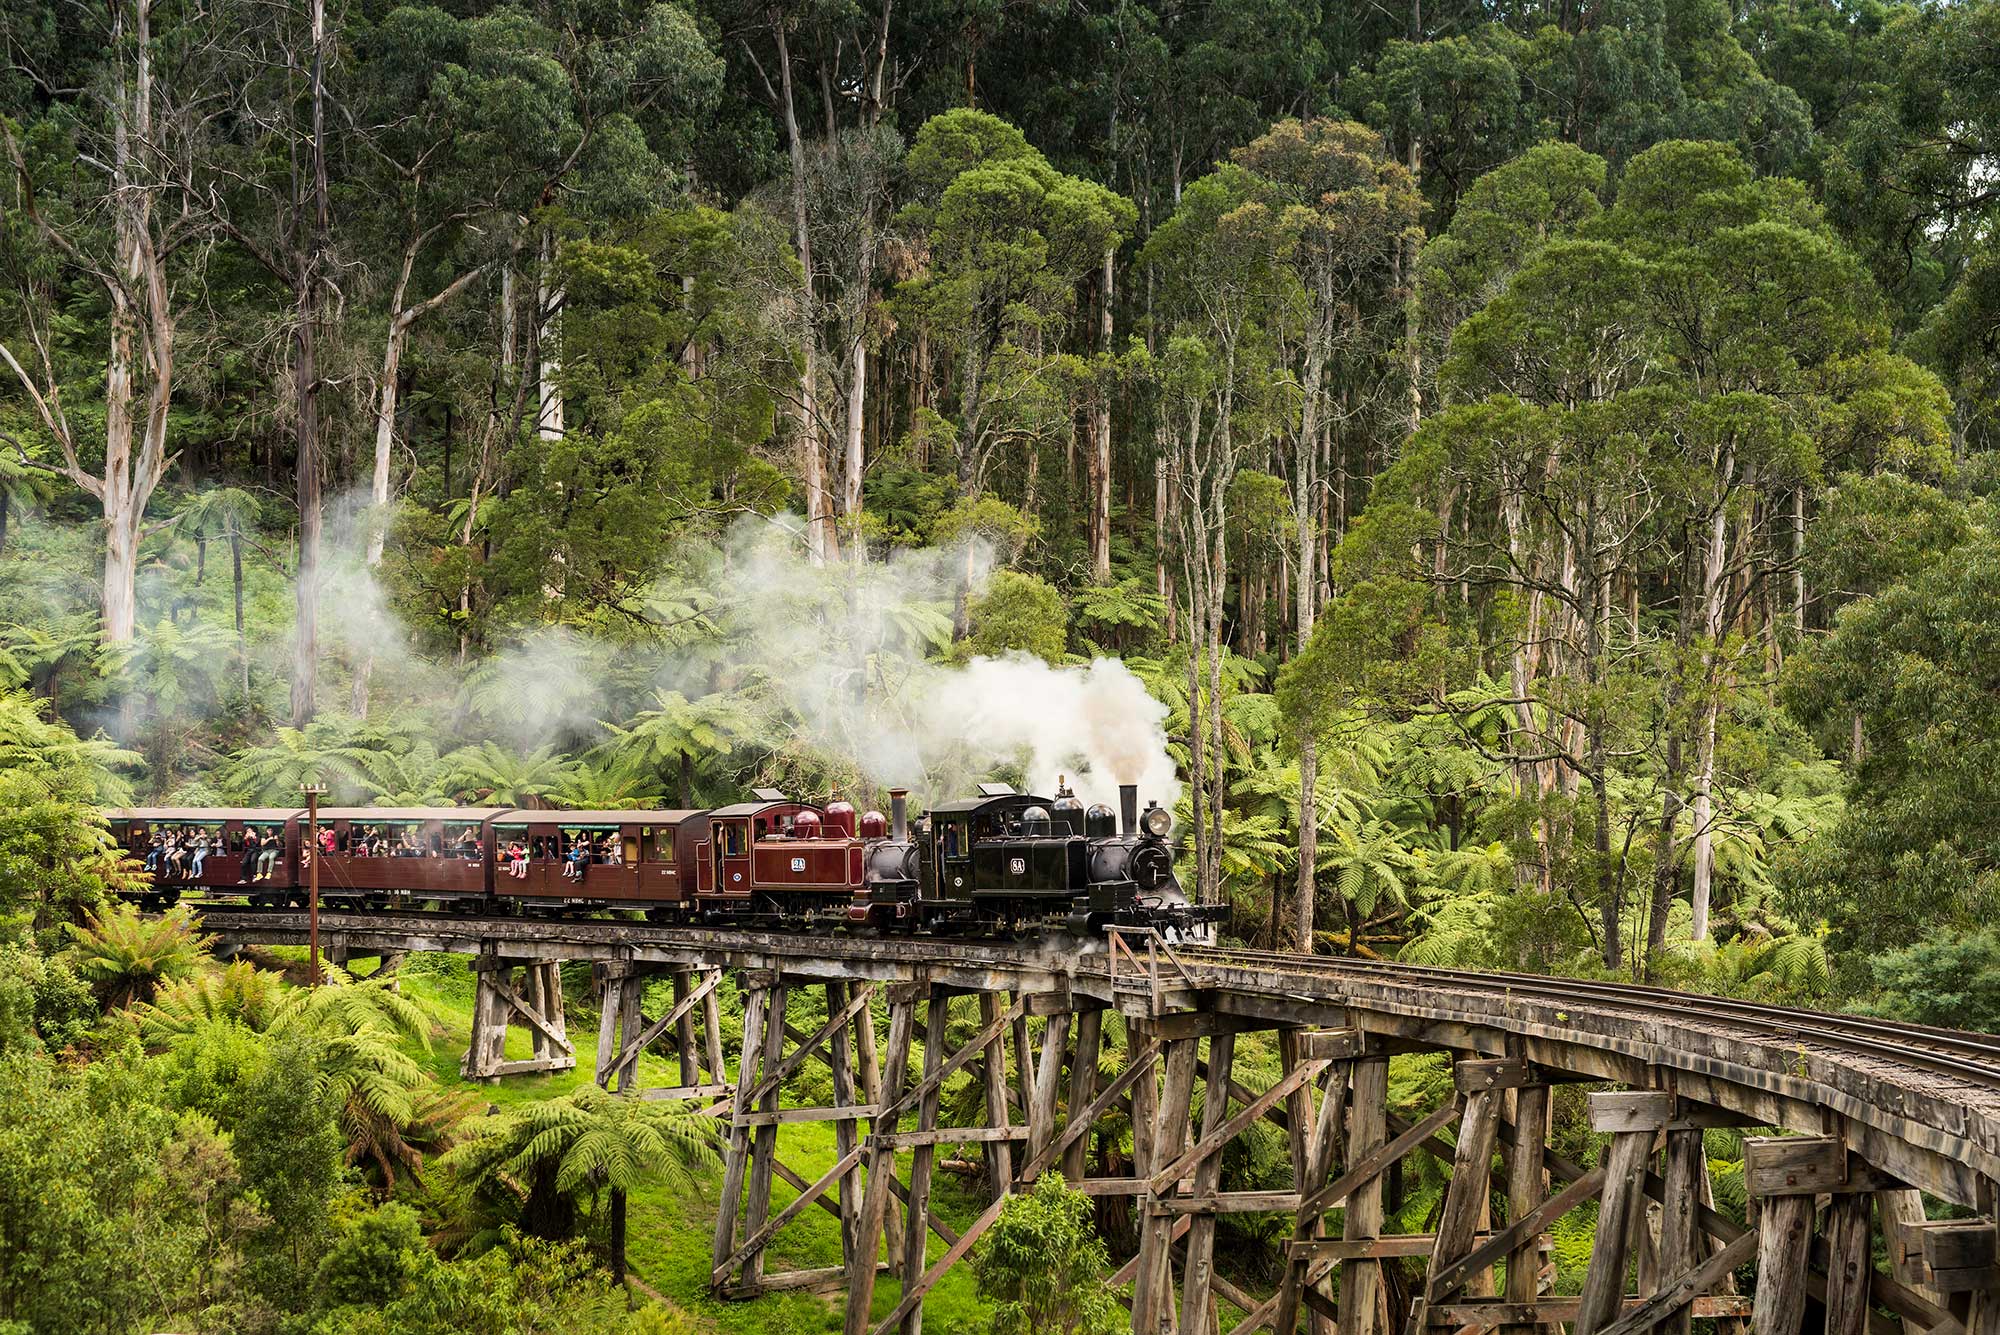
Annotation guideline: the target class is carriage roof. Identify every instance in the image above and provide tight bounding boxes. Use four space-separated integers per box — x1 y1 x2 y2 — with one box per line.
491 809 702 826
106 807 306 822
319 807 509 822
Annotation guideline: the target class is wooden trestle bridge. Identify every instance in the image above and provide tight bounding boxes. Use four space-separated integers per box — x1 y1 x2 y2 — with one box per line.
200 909 2000 1335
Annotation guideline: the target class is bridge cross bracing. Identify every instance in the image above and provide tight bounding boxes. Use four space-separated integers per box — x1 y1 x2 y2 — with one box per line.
202 910 2000 1335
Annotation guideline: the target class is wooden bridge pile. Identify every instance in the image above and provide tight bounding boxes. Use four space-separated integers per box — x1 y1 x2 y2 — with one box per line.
204 912 2000 1335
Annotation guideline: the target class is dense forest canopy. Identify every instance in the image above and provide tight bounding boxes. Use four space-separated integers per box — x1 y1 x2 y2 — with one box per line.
0 0 1997 1002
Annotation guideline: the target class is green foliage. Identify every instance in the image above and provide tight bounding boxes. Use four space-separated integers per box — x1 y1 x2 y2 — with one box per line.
962 570 1068 664
64 902 215 1010
1866 928 2000 1033
974 1173 1122 1335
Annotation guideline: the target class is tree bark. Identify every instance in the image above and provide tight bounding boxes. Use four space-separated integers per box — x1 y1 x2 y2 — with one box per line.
773 12 833 565
1091 246 1115 584
289 0 332 727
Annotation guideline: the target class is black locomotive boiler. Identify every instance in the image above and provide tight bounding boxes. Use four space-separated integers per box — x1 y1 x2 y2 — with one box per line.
852 779 1226 937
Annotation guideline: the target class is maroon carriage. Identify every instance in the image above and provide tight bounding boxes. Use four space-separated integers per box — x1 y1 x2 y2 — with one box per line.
316 807 507 907
489 809 710 916
693 789 873 921
107 807 306 908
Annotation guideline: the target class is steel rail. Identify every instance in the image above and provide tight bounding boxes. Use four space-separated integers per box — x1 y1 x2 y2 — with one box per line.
1180 944 2000 1087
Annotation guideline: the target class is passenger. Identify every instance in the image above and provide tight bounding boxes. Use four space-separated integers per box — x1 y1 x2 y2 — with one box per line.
143 839 161 873
456 829 477 859
507 841 528 879
239 829 261 883
189 832 210 879
161 834 184 879
319 826 336 856
427 831 444 857
563 840 587 881
605 838 625 867
256 832 280 881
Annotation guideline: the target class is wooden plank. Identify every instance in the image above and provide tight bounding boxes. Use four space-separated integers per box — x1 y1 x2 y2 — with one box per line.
980 992 1017 1192
870 1191 1012 1335
616 969 725 1081
1744 1136 1848 1197
870 1127 1028 1148
899 988 951 1335
1294 1028 1365 1061
712 1146 867 1284
489 974 575 1054
1021 1038 1160 1181
1427 1087 1503 1301
1824 1193 1874 1335
1753 1194 1815 1335
1181 1032 1238 1335
1134 1038 1199 1335
1062 1007 1103 1184
1153 1191 1305 1214
747 981 872 1104
1575 1130 1651 1335
711 983 768 1283
1291 1235 1442 1260
1150 1055 1328 1192
1590 1230 1759 1335
1455 1060 1535 1093
1301 1097 1464 1217
742 981 789 1285
1428 1168 1605 1303
1025 1005 1068 1179
844 992 916 1335
877 994 1024 1123
1128 1010 1272 1042
1656 1127 1705 1335
1500 1083 1551 1335
1588 1090 1671 1135
1339 1056 1390 1335
1923 1222 1999 1273
1275 1050 1347 1335
637 1082 732 1101
740 1104 883 1127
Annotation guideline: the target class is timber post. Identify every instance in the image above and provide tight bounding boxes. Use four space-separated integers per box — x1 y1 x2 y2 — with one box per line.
460 953 574 1081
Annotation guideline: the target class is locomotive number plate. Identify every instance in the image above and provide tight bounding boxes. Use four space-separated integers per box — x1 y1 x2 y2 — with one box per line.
791 857 806 872
1009 857 1026 875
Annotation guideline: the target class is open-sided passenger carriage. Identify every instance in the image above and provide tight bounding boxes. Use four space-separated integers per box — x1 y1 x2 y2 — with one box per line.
489 809 709 917
108 807 305 908
316 807 506 909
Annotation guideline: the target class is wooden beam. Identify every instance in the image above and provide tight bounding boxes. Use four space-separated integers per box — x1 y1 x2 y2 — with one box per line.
614 969 724 1081
870 1191 1013 1335
1753 1194 1815 1335
1301 1097 1463 1217
878 994 1025 1123
1150 1056 1328 1193
1019 1039 1160 1182
1590 1230 1759 1335
1574 1128 1651 1335
747 981 873 1104
712 1146 867 1284
1427 1087 1503 1301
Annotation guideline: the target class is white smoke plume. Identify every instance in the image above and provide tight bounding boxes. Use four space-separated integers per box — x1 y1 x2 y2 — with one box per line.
677 516 1182 815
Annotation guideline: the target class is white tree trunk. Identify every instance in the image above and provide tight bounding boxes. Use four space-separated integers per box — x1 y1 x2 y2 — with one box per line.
536 228 564 443
1091 247 1114 584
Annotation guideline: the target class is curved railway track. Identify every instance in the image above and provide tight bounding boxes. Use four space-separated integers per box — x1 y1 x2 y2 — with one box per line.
197 900 2000 1090
1182 943 2000 1087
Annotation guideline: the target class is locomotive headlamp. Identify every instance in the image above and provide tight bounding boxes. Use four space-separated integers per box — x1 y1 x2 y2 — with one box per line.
1142 806 1173 838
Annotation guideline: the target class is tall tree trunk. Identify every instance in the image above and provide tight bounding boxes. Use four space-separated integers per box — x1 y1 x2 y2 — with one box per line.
290 0 332 727
1090 247 1115 584
610 1187 628 1285
1688 444 1736 942
536 226 564 443
231 530 248 696
773 13 832 565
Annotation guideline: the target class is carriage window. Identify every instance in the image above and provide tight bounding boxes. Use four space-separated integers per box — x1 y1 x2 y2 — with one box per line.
639 829 663 862
719 823 746 857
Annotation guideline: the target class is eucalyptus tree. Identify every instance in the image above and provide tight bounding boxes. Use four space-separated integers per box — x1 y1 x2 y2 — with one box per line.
896 110 1136 498
1231 118 1419 946
0 0 233 657
1138 162 1296 906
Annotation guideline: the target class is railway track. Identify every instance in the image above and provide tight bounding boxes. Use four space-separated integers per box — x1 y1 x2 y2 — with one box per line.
198 900 2000 1091
1180 944 2000 1088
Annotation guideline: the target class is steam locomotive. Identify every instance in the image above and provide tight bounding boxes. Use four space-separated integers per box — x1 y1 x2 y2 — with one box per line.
105 780 1226 939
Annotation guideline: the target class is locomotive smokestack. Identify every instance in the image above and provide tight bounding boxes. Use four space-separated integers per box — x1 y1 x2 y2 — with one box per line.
891 789 908 842
1119 783 1139 836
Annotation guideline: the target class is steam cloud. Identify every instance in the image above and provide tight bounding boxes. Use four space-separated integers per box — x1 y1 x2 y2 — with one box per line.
682 516 1182 815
